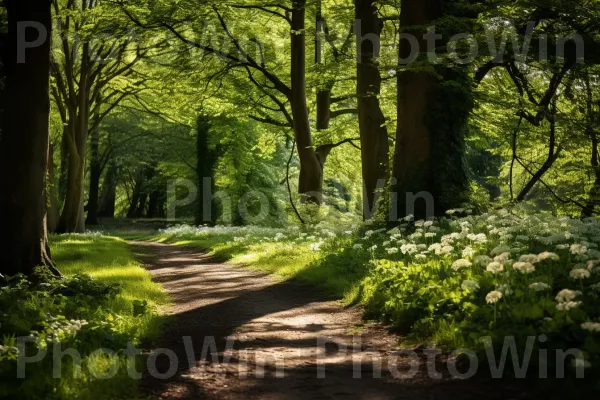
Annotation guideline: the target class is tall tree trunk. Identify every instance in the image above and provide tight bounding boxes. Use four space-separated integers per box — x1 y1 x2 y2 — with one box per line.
47 143 59 233
582 130 600 217
392 0 471 219
98 161 117 218
316 89 332 130
0 0 55 276
291 0 323 204
57 43 91 233
147 186 166 219
581 78 598 217
57 146 86 232
86 125 101 225
393 0 441 219
58 127 69 206
135 192 148 218
315 1 331 131
127 171 144 219
195 115 219 226
355 0 389 220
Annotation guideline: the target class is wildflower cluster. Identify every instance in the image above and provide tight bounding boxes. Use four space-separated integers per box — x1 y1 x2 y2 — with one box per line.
357 209 600 373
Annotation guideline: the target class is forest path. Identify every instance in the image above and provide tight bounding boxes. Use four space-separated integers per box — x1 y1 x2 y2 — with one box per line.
132 241 527 400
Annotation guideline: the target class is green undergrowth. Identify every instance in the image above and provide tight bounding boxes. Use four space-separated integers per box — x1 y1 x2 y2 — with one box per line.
0 234 168 400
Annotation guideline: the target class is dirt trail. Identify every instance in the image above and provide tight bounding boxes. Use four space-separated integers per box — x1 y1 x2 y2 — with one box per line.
133 242 529 400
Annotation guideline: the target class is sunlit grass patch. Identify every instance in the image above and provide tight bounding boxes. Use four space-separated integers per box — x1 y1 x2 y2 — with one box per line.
0 234 168 400
52 234 168 309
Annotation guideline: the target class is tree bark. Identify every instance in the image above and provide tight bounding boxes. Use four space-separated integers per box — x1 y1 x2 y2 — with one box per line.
195 115 219 226
291 0 323 204
47 143 59 233
147 186 166 219
316 89 332 130
582 78 600 217
355 0 390 220
0 0 55 276
57 42 91 233
85 125 101 225
582 130 600 217
57 145 86 232
58 125 70 205
392 0 471 219
98 161 118 218
393 0 441 219
127 170 144 218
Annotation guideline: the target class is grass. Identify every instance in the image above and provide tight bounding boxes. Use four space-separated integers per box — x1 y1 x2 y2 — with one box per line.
52 234 168 310
0 234 168 400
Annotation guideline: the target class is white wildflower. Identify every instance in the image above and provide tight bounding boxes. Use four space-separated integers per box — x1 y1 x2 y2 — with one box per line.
570 268 591 280
462 246 476 258
441 245 454 254
400 244 419 255
486 261 504 274
451 259 472 271
570 244 588 255
428 243 442 254
581 322 600 333
537 251 559 261
556 301 582 311
555 289 581 303
486 291 503 304
519 254 539 264
494 252 511 263
513 261 535 274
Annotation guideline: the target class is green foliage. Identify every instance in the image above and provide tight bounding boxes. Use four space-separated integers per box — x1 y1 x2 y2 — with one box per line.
0 234 167 400
360 210 600 380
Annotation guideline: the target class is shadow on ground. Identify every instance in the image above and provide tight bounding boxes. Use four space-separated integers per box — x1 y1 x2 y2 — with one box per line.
132 242 547 400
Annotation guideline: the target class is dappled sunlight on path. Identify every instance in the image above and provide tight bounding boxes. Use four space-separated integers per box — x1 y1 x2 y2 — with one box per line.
132 242 532 400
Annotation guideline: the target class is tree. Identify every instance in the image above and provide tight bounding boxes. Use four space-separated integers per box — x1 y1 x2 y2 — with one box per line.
195 115 219 226
121 0 362 206
0 0 58 276
392 0 474 219
354 0 389 219
51 0 146 232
